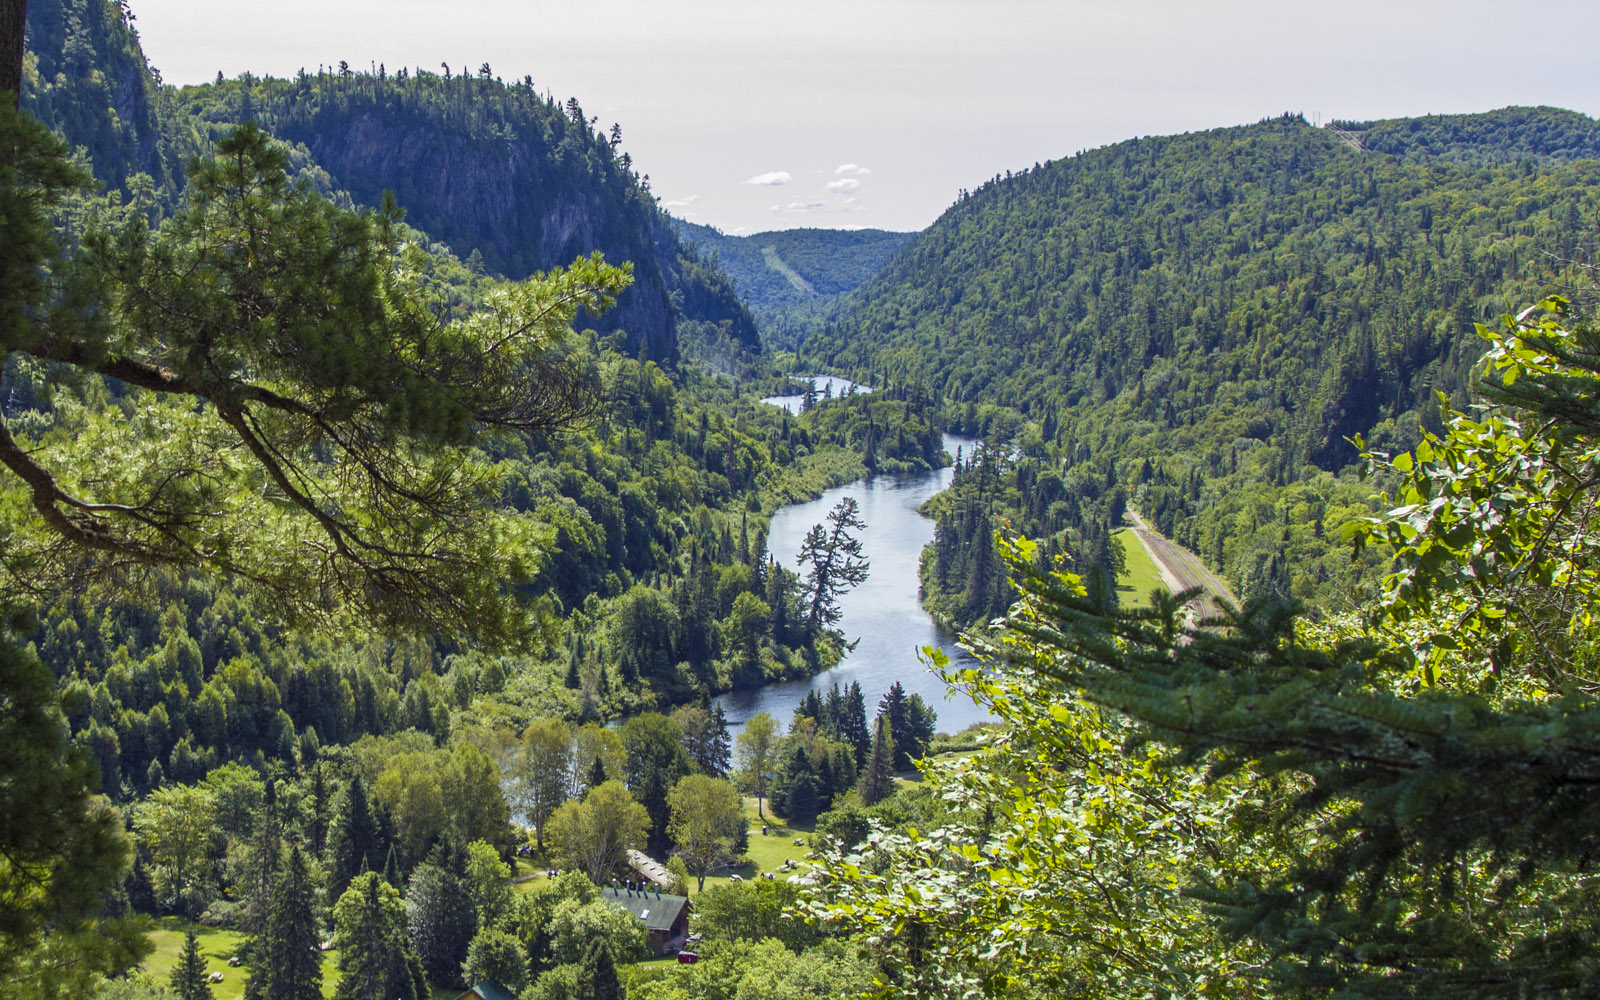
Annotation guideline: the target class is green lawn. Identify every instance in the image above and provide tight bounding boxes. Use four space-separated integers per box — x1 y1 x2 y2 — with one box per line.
1114 527 1169 609
139 918 456 1000
140 919 258 1000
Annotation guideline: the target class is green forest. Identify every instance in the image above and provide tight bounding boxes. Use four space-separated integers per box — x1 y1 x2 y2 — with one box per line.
6 1 1600 998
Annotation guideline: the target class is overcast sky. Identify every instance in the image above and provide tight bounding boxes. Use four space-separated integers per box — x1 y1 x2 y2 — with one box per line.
127 0 1600 236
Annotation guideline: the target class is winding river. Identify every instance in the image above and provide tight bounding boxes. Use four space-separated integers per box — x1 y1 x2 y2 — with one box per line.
715 427 997 739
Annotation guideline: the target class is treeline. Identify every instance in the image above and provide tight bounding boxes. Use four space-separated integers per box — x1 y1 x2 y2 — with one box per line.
805 110 1600 608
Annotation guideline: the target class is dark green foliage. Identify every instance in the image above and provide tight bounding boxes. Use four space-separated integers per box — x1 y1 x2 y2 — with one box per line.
461 926 528 995
1337 105 1600 165
584 939 621 1000
619 713 692 856
164 70 752 364
20 0 182 198
877 682 935 771
326 775 382 905
0 613 137 988
806 111 1600 606
236 781 281 962
170 929 213 1000
405 854 474 989
772 744 821 823
332 873 417 1000
798 497 869 634
856 716 895 806
244 843 321 1000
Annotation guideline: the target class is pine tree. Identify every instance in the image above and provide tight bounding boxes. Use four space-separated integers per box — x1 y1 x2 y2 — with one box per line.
332 873 417 1000
841 682 871 766
238 779 281 963
406 851 474 989
706 703 732 776
245 843 322 1000
857 716 896 806
798 497 870 634
326 774 381 905
170 928 214 1000
878 683 910 770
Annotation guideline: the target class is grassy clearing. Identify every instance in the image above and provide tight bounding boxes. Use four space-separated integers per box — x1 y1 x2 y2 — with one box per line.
1114 527 1169 609
140 918 461 999
140 919 252 1000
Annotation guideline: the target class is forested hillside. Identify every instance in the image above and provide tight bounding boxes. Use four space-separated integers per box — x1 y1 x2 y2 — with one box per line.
1337 104 1600 164
806 111 1600 614
21 0 758 364
674 222 914 347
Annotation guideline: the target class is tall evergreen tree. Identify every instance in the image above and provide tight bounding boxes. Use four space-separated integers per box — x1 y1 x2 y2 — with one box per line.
326 774 381 905
798 497 870 633
706 703 733 777
170 928 213 1000
332 873 417 1000
406 849 474 989
841 682 871 766
238 779 281 961
585 939 622 1000
245 843 321 1000
857 716 896 806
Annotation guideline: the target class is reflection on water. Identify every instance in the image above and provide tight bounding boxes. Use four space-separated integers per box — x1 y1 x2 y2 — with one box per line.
716 435 996 739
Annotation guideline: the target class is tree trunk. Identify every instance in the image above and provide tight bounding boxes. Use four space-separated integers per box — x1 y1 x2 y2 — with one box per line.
2 0 26 105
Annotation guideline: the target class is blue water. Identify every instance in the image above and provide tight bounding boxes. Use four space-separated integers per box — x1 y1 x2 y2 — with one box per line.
716 435 996 739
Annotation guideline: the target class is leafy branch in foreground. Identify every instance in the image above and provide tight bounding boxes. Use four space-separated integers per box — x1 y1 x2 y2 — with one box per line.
812 301 1600 998
0 107 631 645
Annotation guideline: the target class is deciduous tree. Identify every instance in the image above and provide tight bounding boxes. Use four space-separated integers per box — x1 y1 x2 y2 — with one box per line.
665 774 745 890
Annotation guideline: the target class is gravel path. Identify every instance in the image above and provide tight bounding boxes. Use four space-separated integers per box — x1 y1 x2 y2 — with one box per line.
1123 509 1236 621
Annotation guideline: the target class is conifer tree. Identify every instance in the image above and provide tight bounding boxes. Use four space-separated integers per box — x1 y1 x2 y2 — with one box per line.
798 497 869 634
245 843 321 1000
332 873 417 1000
326 774 381 905
238 779 281 962
406 849 474 989
0 110 629 645
706 703 733 777
170 928 213 1000
841 682 871 766
585 939 621 1000
856 716 896 806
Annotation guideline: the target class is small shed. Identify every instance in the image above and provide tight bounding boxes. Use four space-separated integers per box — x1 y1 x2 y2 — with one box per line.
453 981 516 1000
600 884 692 956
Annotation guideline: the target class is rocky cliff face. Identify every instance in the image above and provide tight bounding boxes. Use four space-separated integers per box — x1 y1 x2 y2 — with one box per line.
284 107 679 361
23 0 182 197
23 1 758 363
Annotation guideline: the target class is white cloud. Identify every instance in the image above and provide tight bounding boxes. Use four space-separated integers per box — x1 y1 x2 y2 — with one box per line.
834 163 872 176
825 178 861 193
744 170 793 186
772 201 825 214
662 194 700 210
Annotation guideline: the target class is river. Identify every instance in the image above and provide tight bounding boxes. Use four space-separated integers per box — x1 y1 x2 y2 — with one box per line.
715 432 997 739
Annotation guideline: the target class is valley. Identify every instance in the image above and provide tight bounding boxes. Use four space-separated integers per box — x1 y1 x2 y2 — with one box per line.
4 2 1600 999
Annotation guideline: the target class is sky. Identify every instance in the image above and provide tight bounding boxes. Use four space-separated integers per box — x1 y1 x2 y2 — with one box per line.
126 0 1600 236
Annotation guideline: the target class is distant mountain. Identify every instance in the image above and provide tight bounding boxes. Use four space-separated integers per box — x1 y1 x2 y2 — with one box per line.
22 0 757 364
673 222 915 348
804 110 1600 600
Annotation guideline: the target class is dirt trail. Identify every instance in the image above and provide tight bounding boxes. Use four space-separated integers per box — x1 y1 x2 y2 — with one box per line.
1123 509 1236 621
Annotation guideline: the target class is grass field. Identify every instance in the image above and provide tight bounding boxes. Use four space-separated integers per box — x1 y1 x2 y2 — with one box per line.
1114 527 1170 609
139 918 456 1000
